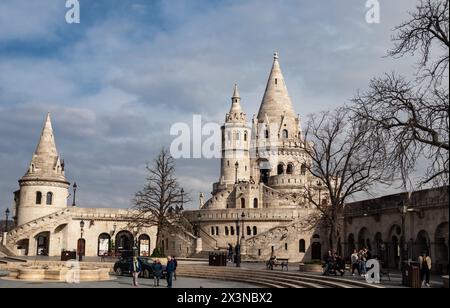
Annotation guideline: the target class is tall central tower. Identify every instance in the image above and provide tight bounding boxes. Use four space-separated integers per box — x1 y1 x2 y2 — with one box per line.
15 113 70 226
220 84 251 185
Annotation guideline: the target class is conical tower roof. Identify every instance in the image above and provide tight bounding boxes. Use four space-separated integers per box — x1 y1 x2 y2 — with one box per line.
226 84 246 123
257 52 297 124
21 113 68 183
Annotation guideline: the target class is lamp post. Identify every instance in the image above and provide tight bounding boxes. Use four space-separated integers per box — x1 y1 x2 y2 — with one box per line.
317 181 323 206
79 220 85 262
235 215 241 267
4 208 10 233
72 182 77 206
241 212 246 240
180 188 185 212
235 162 239 184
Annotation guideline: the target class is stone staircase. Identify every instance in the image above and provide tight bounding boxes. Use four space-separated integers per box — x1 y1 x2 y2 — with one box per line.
176 265 384 288
4 208 73 255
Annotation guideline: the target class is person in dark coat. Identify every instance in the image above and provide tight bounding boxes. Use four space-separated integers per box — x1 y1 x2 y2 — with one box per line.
173 256 178 281
130 256 142 287
166 256 176 288
151 259 163 287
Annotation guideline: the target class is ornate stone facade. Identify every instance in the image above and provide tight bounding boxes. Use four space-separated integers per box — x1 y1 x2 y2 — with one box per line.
184 53 328 262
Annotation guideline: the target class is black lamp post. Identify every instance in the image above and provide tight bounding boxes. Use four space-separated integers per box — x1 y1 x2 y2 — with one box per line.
235 162 239 184
180 188 185 212
235 215 241 267
399 201 409 269
4 208 10 233
72 182 77 206
79 220 85 262
241 212 246 240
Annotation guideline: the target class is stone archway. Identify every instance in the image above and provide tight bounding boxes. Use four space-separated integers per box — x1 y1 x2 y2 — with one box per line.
434 222 449 274
115 231 134 253
98 233 111 257
259 160 271 185
35 232 50 256
387 224 402 268
16 239 29 256
415 230 430 258
138 234 150 257
358 227 370 250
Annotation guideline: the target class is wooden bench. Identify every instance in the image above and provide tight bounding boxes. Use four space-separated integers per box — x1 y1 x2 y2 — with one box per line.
267 258 289 271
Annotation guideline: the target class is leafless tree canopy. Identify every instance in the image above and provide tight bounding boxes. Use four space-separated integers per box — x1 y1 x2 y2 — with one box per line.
353 0 449 188
303 108 389 250
388 0 449 83
131 148 190 249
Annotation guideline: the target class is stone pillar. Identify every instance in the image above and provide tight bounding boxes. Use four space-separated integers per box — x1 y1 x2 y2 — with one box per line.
1 232 6 246
28 235 36 257
195 238 203 254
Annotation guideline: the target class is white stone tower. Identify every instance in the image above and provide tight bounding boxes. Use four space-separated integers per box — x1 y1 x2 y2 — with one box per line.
220 84 251 185
15 113 70 226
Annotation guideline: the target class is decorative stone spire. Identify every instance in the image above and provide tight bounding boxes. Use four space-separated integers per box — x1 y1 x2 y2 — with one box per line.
257 52 296 125
226 83 246 123
21 113 67 183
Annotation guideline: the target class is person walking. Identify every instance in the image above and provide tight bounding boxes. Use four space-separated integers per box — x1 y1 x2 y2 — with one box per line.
151 259 163 287
130 256 142 287
166 256 176 288
173 256 178 281
227 243 234 262
351 249 360 276
419 252 432 287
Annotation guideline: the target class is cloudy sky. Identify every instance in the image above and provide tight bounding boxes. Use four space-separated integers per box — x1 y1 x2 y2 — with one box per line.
0 0 420 215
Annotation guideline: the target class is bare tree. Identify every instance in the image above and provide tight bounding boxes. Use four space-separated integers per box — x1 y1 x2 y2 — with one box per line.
353 0 449 187
302 108 390 251
131 148 190 253
388 0 449 84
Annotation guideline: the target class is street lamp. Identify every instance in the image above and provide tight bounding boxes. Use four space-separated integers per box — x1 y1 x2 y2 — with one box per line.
72 182 77 206
180 188 185 212
235 215 241 267
241 212 246 240
235 162 239 184
79 220 85 262
4 208 10 233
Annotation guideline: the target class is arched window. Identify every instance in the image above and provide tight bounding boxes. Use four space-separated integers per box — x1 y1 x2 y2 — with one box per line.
36 192 42 205
227 161 230 167
265 130 269 139
231 226 235 236
236 131 240 141
253 198 258 209
300 164 307 175
282 130 288 139
286 164 294 175
247 226 251 236
98 233 111 256
46 192 53 205
225 227 229 236
253 226 258 236
299 239 306 253
241 198 245 209
277 164 284 175
211 227 215 236
216 227 219 236
244 132 248 142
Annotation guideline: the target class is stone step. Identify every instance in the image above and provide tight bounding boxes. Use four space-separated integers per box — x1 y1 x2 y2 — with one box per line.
177 266 378 288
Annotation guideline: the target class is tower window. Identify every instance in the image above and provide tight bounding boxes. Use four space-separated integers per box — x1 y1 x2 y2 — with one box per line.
227 161 230 167
299 239 306 253
285 243 288 250
244 132 248 142
301 164 307 176
36 192 42 205
46 192 53 205
253 198 258 209
265 130 269 139
241 198 246 209
287 164 294 175
253 226 258 235
283 130 288 139
225 227 229 236
275 78 278 85
277 164 284 175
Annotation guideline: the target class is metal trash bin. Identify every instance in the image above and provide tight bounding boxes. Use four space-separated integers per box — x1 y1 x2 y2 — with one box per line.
402 261 421 288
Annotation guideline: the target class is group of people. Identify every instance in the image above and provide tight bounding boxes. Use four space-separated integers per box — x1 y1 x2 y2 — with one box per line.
350 248 372 277
130 255 178 288
322 250 346 276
